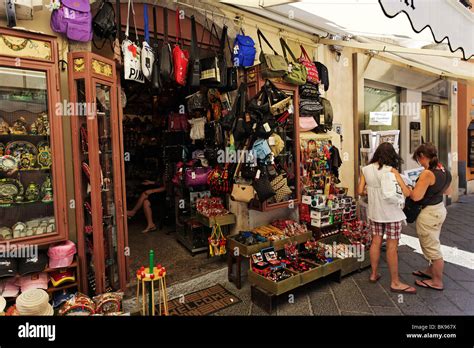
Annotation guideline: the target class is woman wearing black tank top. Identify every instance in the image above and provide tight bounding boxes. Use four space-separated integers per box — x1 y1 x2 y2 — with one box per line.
410 143 451 291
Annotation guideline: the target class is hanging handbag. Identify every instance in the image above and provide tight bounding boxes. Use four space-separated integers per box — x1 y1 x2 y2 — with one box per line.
248 86 270 115
298 45 319 85
151 5 161 90
315 61 329 91
141 4 154 81
168 112 189 132
270 174 292 203
172 8 189 86
188 15 200 88
280 38 307 86
159 6 173 86
257 29 288 78
299 83 320 99
220 32 238 92
232 28 256 67
200 24 227 88
300 98 323 116
121 0 144 83
252 138 272 161
187 90 209 113
264 80 292 116
208 223 226 257
299 115 318 132
253 166 276 202
185 167 211 187
92 0 117 49
220 82 246 131
208 163 234 195
231 146 255 203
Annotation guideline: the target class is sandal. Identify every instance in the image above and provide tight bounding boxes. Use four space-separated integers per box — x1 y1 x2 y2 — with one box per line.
415 279 443 291
141 226 157 234
412 270 432 279
390 286 417 294
369 274 382 283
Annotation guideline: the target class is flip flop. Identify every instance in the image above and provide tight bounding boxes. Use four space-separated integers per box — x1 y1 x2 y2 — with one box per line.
369 274 382 283
412 270 432 279
141 226 157 234
390 286 417 294
415 279 443 291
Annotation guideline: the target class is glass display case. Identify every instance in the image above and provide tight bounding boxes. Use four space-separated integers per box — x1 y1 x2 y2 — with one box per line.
0 28 68 245
246 67 301 211
68 52 128 294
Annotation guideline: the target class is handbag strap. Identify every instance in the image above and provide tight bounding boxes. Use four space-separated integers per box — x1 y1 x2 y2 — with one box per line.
143 4 150 44
257 29 279 55
230 82 247 129
300 45 312 61
280 38 297 62
163 6 168 43
190 15 198 60
152 5 158 49
175 8 182 45
125 0 131 38
130 0 138 42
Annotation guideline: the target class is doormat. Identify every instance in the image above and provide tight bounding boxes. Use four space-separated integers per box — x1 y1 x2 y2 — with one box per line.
162 284 241 316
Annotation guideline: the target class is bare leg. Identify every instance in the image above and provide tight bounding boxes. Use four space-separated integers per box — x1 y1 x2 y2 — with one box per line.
370 234 382 281
142 199 156 233
417 259 444 289
386 239 415 291
128 191 149 217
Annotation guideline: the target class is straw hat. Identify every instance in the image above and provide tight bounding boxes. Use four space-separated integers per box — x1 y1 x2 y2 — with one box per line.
0 295 6 313
16 289 53 316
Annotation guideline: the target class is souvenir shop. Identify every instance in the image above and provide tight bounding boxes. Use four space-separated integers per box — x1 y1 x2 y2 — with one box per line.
0 0 375 316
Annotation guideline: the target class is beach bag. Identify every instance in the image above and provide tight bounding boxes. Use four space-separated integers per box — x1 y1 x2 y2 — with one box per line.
51 0 93 42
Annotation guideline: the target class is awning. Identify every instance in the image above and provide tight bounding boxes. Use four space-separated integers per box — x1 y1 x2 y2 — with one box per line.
379 0 474 60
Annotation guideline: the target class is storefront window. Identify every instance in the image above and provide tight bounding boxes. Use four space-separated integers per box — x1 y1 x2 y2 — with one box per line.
364 85 400 132
0 67 56 241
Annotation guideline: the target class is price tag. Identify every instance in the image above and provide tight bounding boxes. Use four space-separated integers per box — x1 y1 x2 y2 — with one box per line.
268 136 276 146
302 195 312 205
191 171 196 180
288 103 294 114
255 169 261 179
263 122 271 133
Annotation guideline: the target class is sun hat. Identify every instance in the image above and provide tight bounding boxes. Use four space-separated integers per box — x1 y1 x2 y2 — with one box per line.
47 240 77 269
0 295 6 313
16 288 53 316
0 277 20 297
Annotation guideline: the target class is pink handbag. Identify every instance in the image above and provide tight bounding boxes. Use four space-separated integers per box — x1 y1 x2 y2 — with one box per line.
299 116 318 132
185 167 211 187
47 240 77 268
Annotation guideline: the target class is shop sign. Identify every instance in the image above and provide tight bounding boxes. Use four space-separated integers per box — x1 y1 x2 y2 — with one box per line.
369 111 392 126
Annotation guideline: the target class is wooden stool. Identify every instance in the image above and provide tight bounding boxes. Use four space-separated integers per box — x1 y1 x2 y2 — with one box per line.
135 266 169 316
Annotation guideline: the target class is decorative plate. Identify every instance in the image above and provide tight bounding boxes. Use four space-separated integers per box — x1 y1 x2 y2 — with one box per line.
12 222 27 238
0 155 18 172
5 141 38 169
0 178 24 198
37 141 52 169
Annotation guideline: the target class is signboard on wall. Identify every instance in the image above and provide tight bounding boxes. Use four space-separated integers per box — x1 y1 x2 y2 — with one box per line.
369 111 392 126
410 121 422 153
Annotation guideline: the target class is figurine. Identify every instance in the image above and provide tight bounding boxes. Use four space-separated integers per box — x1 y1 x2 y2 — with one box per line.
0 117 9 135
37 143 52 169
25 182 40 202
34 113 50 136
41 176 53 203
10 117 28 135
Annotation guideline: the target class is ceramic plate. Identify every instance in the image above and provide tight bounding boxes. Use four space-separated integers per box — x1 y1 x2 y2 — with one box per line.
0 178 24 197
0 155 18 171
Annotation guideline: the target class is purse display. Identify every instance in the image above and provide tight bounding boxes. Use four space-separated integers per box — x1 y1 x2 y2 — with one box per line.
172 8 189 86
298 45 319 85
257 29 288 78
121 0 144 83
280 38 307 86
185 167 211 187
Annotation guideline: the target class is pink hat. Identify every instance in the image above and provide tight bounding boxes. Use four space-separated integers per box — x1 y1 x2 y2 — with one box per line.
48 240 76 269
19 272 48 293
0 277 19 298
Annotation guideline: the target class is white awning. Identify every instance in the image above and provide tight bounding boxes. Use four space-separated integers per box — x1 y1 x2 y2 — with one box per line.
379 0 474 60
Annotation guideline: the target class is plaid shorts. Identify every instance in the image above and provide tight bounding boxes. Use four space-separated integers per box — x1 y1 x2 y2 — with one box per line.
369 220 402 240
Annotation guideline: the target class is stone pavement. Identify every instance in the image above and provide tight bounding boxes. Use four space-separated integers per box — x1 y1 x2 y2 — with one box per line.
123 195 474 315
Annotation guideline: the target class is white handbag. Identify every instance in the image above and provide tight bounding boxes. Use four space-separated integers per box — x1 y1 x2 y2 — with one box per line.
379 166 405 207
140 4 154 81
121 0 144 83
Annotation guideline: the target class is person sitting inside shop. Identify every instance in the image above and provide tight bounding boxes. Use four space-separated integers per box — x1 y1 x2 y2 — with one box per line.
127 176 165 234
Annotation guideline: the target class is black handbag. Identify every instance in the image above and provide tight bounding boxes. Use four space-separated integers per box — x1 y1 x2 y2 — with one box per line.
220 33 238 92
151 6 161 90
403 198 422 224
187 15 200 89
241 164 257 180
248 86 270 114
253 166 276 202
299 83 320 99
200 24 227 88
220 82 246 131
92 0 117 49
159 7 173 86
300 98 323 115
255 111 277 139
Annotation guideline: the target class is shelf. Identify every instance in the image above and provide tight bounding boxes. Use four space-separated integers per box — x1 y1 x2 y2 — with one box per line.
46 282 78 294
43 260 78 273
0 201 54 208
0 134 49 138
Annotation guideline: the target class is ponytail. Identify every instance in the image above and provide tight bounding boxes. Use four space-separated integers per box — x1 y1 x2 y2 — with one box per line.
428 155 439 170
413 143 439 170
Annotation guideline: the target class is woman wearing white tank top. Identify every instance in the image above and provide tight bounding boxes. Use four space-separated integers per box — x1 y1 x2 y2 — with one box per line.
358 142 416 294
